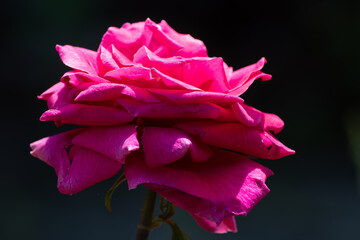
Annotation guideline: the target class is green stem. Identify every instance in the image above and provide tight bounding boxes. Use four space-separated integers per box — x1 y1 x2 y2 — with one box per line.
136 188 157 240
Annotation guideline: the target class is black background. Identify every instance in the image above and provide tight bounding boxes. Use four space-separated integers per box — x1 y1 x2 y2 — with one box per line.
2 0 360 239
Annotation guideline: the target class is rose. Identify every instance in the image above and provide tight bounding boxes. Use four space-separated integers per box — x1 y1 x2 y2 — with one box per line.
30 18 294 233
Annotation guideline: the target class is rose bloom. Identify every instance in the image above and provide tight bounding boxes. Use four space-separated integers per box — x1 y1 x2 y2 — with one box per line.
30 18 294 233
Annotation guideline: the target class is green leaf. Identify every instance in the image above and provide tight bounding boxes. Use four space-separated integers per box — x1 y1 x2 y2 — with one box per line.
165 219 191 240
105 173 126 212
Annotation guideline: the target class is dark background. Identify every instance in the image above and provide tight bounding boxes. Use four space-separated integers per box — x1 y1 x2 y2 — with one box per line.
2 0 360 239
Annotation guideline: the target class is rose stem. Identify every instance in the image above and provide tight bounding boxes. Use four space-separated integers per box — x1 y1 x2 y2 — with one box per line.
136 187 157 240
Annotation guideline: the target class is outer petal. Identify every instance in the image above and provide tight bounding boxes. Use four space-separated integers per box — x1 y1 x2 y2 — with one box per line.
38 82 72 109
41 81 94 110
192 215 237 233
228 57 272 96
57 147 122 194
125 149 273 224
38 82 65 101
40 103 134 126
56 45 98 75
176 120 295 159
30 129 83 174
30 129 122 194
232 102 284 134
72 125 139 163
141 127 213 168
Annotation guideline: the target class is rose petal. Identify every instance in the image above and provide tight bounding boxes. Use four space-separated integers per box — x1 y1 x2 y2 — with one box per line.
56 45 98 75
100 22 145 60
228 57 272 96
176 120 295 159
30 130 122 194
57 147 122 194
111 45 134 67
125 149 273 224
142 127 191 168
143 18 183 57
151 68 202 91
74 83 125 102
117 98 235 121
38 82 71 109
72 125 139 163
98 46 120 76
133 46 229 92
262 131 296 159
38 82 65 101
159 20 208 57
232 102 284 134
148 88 243 105
119 85 161 102
192 215 237 233
30 129 82 173
141 127 213 168
40 103 134 126
187 137 214 163
61 71 109 86
223 61 233 83
104 66 161 88
74 82 161 103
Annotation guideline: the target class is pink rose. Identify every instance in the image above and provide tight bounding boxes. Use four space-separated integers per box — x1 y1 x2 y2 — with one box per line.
30 18 294 233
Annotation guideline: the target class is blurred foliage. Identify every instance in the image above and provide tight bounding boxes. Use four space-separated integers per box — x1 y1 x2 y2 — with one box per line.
344 109 360 194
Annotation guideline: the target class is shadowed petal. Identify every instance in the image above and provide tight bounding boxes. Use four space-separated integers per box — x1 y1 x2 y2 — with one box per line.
142 127 213 168
30 129 123 194
125 149 273 224
40 103 134 126
30 129 82 174
72 125 139 163
57 147 122 194
192 215 237 233
61 71 109 86
148 88 243 105
142 127 191 168
117 99 235 121
75 83 161 103
176 120 295 159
